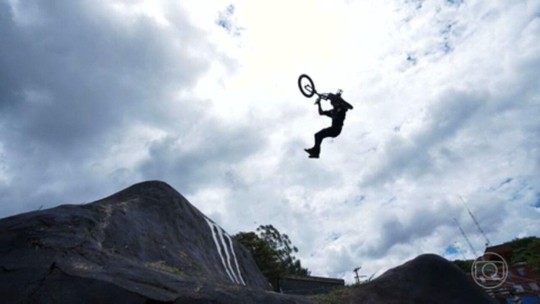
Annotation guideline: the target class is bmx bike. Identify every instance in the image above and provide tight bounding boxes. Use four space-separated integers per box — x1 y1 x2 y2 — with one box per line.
297 74 353 110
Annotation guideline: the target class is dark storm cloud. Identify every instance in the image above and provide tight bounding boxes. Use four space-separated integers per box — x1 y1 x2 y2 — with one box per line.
361 202 459 258
0 1 218 215
1 1 208 151
138 118 265 194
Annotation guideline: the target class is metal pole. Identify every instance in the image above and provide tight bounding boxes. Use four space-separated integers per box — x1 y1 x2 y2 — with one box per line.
353 267 361 284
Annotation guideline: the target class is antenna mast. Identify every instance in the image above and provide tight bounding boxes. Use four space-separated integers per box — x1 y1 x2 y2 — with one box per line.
353 267 361 284
459 196 490 247
453 218 478 257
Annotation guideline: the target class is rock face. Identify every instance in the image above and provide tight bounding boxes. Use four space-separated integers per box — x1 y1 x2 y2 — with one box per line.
0 180 497 303
0 181 310 303
345 254 497 304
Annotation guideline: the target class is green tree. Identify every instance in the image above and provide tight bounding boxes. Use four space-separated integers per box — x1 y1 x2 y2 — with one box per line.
452 259 474 274
510 236 540 276
234 224 310 288
233 231 281 284
256 225 310 277
527 240 540 276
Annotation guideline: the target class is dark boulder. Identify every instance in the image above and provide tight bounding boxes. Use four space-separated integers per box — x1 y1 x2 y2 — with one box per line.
341 254 497 304
0 181 311 303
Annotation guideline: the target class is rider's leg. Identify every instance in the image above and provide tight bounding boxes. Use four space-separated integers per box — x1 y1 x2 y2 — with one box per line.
311 127 342 155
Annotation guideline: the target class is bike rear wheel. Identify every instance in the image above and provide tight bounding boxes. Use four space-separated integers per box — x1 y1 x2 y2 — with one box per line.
298 74 316 98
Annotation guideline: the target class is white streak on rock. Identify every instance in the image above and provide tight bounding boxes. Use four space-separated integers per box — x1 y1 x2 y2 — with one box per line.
217 226 240 284
205 218 235 283
225 233 246 285
205 218 246 285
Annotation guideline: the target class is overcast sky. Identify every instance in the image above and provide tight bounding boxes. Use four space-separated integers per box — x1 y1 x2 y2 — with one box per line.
1 0 539 283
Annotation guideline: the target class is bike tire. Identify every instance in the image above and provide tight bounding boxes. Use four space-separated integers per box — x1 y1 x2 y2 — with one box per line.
298 74 316 98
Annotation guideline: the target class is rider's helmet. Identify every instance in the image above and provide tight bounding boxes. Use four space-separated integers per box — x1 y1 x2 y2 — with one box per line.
336 89 343 96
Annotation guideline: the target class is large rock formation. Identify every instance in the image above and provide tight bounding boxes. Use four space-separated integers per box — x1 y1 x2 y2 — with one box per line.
317 254 497 304
0 181 310 303
0 180 496 303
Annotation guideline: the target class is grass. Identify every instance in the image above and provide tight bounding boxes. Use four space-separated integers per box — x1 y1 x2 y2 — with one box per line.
145 260 183 275
308 281 372 303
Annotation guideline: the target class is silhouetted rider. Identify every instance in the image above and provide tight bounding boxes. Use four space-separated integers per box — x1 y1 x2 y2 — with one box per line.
305 89 353 158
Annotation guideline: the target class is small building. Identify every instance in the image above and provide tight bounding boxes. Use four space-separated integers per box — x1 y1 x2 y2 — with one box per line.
479 244 540 303
277 275 345 295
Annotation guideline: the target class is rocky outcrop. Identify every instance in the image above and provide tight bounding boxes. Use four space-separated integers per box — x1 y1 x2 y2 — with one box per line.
0 181 310 303
337 254 497 304
0 180 496 303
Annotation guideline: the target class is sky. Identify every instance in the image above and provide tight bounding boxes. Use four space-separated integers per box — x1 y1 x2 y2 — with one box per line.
1 0 539 283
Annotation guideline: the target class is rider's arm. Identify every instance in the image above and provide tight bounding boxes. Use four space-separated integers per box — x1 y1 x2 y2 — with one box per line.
317 99 324 115
317 94 333 116
318 104 331 117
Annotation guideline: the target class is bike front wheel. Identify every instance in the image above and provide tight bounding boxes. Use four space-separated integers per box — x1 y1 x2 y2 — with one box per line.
298 74 316 98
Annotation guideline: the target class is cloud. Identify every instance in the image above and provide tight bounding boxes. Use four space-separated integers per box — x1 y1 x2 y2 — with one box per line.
138 116 266 193
0 0 222 214
2 0 209 146
362 88 486 186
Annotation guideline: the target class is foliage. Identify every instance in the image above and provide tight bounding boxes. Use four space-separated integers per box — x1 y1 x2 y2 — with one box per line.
233 231 281 284
234 224 310 288
452 259 474 274
145 261 182 274
309 286 352 304
509 236 540 276
527 240 540 276
310 278 374 304
256 224 310 277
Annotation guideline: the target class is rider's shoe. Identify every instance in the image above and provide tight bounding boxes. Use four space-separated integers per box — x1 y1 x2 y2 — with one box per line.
304 148 319 158
304 148 315 155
